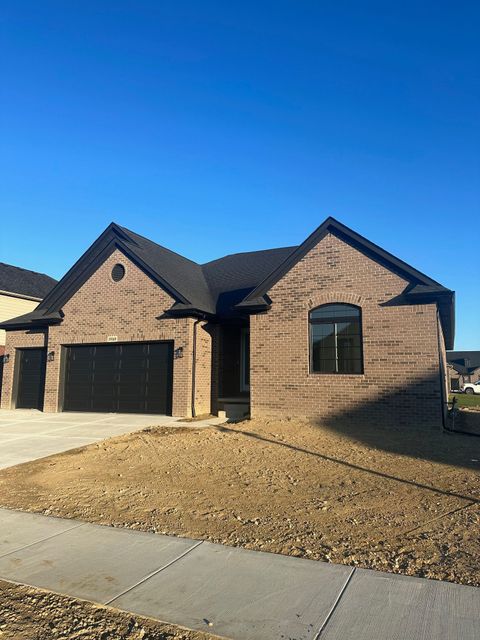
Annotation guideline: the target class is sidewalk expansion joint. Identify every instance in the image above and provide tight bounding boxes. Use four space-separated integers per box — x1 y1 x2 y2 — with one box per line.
0 521 86 560
104 539 204 606
313 566 356 639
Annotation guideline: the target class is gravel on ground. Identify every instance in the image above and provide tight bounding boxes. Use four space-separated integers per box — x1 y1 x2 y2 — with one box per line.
0 579 223 640
0 418 478 586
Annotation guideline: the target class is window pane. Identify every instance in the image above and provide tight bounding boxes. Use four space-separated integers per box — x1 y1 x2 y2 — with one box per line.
339 358 363 374
310 305 363 374
337 319 362 373
310 304 360 321
337 324 360 346
336 320 360 336
318 359 337 373
311 323 335 372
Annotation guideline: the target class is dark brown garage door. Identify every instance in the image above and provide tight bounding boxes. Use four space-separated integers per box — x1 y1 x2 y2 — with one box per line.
63 342 173 414
16 348 46 410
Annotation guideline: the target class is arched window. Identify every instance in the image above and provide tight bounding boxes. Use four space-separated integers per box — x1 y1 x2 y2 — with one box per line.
309 304 363 374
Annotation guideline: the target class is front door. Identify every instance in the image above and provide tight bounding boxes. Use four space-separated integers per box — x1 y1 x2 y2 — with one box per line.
16 348 46 410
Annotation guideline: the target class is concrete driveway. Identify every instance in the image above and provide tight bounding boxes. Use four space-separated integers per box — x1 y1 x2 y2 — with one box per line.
0 410 177 470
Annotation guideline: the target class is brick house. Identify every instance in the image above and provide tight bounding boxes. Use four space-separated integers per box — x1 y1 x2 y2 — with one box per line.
0 263 57 356
447 351 480 391
0 218 454 428
0 263 56 401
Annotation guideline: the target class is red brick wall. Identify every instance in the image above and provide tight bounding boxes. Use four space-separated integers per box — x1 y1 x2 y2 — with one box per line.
250 232 444 428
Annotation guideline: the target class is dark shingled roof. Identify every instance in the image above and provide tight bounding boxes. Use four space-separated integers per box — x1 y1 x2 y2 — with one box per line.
0 218 455 351
0 262 57 299
119 226 297 316
447 351 480 374
202 246 297 315
119 226 216 314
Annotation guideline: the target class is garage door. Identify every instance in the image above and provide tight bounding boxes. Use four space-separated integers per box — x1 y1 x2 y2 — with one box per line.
16 348 46 410
63 342 173 414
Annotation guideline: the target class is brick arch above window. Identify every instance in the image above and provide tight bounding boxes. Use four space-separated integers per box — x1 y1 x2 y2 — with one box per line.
307 292 365 310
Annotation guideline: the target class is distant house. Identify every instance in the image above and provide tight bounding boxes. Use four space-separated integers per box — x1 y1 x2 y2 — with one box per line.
447 351 480 390
0 263 57 354
0 218 454 428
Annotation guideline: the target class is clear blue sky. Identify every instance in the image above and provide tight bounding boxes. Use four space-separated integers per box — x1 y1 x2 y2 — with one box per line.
1 2 478 349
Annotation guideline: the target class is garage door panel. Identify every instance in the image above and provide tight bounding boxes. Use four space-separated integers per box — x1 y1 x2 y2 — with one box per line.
63 343 173 415
91 397 115 413
92 349 117 378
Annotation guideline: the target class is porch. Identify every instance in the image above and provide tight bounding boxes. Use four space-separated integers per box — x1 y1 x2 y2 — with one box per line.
214 321 250 420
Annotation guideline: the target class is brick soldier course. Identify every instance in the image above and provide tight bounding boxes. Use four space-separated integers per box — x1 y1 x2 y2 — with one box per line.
0 218 454 427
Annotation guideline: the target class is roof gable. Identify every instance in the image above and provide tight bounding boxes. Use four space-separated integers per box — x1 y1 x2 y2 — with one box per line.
119 226 215 314
37 223 215 317
0 217 455 349
235 217 455 348
237 217 450 304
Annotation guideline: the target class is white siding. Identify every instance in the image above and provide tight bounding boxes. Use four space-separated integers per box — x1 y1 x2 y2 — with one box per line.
0 294 39 346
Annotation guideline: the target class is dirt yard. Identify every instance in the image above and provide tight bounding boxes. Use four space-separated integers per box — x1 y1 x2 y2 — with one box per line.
0 419 479 588
0 579 221 640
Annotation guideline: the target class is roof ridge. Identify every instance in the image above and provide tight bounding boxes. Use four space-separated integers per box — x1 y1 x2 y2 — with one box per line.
0 262 56 280
119 225 203 269
119 223 215 312
202 245 298 266
120 224 297 268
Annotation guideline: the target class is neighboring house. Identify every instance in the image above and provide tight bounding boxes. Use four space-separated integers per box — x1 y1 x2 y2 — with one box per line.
0 263 57 401
447 351 480 391
0 218 454 429
0 263 57 355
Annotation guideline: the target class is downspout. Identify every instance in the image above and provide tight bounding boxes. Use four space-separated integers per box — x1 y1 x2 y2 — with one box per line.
191 318 203 418
436 308 447 432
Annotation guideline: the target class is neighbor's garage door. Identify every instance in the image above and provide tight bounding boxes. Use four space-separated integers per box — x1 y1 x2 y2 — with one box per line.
16 348 46 410
63 342 173 414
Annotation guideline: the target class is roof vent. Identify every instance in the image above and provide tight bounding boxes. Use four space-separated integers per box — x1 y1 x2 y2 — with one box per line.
111 263 125 282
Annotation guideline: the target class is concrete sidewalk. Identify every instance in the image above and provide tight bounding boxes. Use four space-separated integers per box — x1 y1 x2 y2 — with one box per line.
0 508 478 640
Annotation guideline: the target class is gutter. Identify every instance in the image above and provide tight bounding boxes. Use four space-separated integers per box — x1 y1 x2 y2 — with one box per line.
406 289 455 350
0 290 43 302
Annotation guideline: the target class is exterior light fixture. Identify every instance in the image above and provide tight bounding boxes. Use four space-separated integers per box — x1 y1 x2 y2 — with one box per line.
174 346 184 359
2 354 10 364
47 351 55 362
